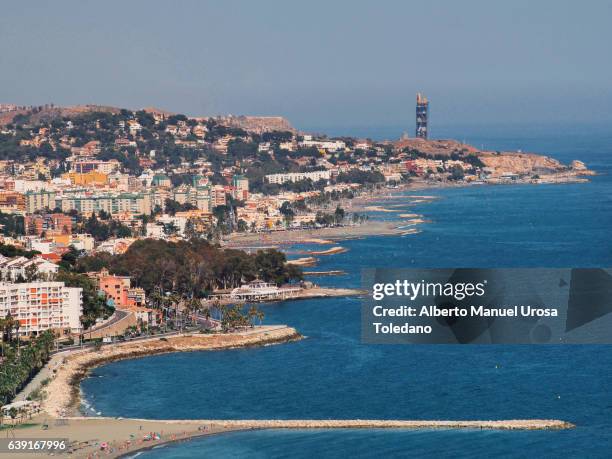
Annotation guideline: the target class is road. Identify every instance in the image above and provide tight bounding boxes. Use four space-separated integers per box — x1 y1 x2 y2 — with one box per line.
81 308 130 338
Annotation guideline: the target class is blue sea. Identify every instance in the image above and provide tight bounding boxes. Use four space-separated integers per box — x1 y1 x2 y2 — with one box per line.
81 123 612 458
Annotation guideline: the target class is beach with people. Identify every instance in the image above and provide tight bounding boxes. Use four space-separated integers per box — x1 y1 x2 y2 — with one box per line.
6 415 574 459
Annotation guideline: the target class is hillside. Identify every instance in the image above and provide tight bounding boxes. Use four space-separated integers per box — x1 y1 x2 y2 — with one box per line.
0 104 296 134
209 115 296 134
0 104 121 127
393 137 590 175
394 138 479 156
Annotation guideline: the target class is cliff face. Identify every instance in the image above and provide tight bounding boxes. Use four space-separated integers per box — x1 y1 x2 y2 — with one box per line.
479 152 565 175
213 115 296 134
394 138 592 176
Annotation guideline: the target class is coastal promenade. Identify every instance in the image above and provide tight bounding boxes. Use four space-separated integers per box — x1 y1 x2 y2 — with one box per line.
38 326 302 418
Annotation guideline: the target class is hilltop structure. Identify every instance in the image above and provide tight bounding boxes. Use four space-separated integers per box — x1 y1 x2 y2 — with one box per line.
416 93 429 139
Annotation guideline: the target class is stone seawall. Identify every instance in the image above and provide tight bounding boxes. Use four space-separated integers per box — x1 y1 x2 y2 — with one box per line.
41 326 302 417
205 418 574 430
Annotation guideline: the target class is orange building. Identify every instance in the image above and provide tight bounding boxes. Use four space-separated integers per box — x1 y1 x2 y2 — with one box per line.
0 191 25 212
91 268 146 308
95 268 131 307
62 171 108 186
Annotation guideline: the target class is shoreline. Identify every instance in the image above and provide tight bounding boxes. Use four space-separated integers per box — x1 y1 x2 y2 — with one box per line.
225 177 593 249
226 220 408 248
111 418 575 459
7 176 591 458
39 326 302 418
204 286 365 306
291 286 366 299
7 416 575 459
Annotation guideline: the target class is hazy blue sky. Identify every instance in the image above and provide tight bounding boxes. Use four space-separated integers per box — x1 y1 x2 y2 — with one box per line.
1 0 611 133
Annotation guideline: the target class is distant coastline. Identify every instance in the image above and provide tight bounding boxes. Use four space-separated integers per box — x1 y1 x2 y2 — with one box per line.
225 176 591 249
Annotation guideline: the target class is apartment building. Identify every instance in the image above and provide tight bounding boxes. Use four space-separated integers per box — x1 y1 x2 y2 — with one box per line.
265 170 332 185
0 191 25 213
232 174 249 201
90 268 146 309
24 190 57 213
172 185 213 213
0 256 59 281
0 281 83 336
211 185 227 207
62 171 108 186
71 159 120 174
300 136 346 151
57 192 153 216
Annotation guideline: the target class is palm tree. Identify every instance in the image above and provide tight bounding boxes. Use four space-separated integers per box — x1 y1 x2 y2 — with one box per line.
247 305 258 328
148 288 165 328
0 317 5 358
256 309 264 326
166 293 181 326
14 322 20 356
245 305 265 328
185 296 202 326
203 306 212 329
3 315 15 344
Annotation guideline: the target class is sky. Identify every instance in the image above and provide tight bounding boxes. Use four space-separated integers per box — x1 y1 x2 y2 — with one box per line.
1 0 611 134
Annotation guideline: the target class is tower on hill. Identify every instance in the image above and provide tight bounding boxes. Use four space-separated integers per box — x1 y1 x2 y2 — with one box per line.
416 93 429 139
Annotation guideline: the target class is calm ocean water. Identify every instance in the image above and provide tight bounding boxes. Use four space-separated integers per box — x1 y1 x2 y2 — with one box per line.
82 124 612 458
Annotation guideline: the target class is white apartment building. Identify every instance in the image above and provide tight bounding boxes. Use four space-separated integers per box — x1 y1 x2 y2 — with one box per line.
279 141 296 151
0 256 59 282
300 136 346 151
145 222 166 239
265 170 332 185
0 281 83 336
258 142 272 152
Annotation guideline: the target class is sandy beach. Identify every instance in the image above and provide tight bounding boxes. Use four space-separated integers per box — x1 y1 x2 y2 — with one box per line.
6 416 575 458
226 221 406 248
225 181 444 249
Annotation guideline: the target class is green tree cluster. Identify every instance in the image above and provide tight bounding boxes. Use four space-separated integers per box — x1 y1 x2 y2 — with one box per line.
0 330 54 404
75 239 302 298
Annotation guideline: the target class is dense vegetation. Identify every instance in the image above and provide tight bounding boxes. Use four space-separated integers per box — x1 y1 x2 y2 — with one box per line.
75 239 302 297
0 212 25 237
0 243 39 259
79 212 132 241
0 329 54 404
